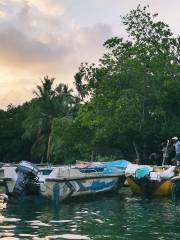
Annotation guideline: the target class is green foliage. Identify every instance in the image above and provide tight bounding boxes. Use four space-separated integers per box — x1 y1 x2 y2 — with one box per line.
0 6 179 164
47 115 95 163
47 117 76 163
95 155 118 162
0 104 31 162
22 76 80 162
73 5 180 162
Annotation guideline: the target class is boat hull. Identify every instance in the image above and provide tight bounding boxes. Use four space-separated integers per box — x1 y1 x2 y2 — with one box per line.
126 176 172 197
0 178 14 194
41 175 125 203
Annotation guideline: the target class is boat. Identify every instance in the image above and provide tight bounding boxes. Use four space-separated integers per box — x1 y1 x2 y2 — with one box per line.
1 160 129 203
125 164 176 197
42 173 125 203
169 166 180 201
0 162 56 196
0 164 17 194
39 160 129 202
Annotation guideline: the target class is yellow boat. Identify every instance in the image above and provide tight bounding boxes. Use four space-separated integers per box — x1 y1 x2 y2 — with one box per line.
126 165 176 197
126 176 172 197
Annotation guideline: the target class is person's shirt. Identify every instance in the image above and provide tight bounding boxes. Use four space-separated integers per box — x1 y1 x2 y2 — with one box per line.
175 141 180 154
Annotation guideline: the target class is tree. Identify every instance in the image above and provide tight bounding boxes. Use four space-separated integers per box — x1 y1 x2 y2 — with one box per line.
0 104 31 162
22 76 80 163
74 5 180 162
1 6 179 164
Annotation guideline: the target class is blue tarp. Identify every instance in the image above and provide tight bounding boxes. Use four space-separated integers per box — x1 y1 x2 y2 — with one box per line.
100 160 130 169
79 160 130 175
135 166 152 179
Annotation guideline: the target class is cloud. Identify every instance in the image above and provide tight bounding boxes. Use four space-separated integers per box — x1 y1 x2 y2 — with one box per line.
0 24 112 108
0 0 65 18
0 88 33 108
0 23 112 70
0 0 179 109
28 0 65 17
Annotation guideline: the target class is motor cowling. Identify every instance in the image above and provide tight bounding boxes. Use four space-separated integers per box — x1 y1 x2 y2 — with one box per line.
12 161 39 198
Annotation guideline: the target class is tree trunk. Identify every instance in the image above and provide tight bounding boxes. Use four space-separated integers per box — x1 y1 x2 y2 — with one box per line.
133 140 140 164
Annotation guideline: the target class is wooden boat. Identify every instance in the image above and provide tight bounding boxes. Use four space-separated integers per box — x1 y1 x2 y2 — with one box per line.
0 162 71 194
0 164 56 195
0 165 16 194
40 173 125 203
39 161 126 202
125 164 175 197
170 173 180 201
1 163 104 194
1 160 128 202
126 176 172 197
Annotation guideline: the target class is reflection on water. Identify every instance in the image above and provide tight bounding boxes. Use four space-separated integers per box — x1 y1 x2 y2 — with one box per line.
0 188 180 239
0 194 7 211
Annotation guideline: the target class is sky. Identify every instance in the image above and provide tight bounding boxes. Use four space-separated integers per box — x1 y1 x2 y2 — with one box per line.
0 0 179 109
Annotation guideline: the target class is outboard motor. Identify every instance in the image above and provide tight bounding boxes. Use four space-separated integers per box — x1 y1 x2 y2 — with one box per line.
11 161 39 199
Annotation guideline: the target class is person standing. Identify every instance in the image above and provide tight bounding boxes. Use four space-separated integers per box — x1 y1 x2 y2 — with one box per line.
172 137 180 165
161 140 176 165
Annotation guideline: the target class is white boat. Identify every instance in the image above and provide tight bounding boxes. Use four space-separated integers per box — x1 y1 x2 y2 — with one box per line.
1 160 128 202
41 172 125 203
0 163 56 194
39 161 128 202
0 164 17 193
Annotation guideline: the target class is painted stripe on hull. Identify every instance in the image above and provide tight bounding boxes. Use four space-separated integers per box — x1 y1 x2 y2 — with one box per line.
42 176 124 202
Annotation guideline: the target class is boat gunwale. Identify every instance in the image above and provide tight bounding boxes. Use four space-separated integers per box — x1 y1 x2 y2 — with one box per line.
45 173 124 182
0 177 12 181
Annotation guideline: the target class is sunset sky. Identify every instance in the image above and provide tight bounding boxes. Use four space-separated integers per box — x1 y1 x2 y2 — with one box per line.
0 0 179 109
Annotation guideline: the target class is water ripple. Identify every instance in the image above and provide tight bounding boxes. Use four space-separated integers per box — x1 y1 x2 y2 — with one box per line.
0 188 180 239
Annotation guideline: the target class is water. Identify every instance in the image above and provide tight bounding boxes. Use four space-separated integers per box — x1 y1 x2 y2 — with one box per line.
1 188 180 240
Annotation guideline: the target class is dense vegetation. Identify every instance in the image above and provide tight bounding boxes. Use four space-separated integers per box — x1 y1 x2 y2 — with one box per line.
0 6 179 164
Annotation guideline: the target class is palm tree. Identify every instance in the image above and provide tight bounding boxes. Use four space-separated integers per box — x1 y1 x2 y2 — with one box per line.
74 68 88 101
55 83 77 116
23 76 79 163
23 76 56 162
33 76 55 116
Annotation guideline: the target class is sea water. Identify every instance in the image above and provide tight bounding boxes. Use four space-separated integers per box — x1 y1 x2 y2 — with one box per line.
0 188 180 240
